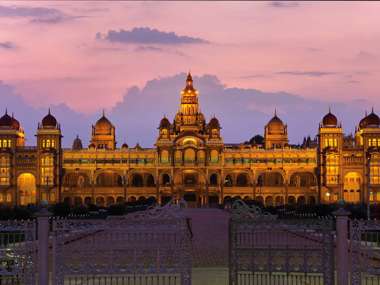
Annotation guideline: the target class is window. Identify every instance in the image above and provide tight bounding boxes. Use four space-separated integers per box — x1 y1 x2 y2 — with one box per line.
370 163 380 185
40 156 54 185
0 139 11 148
326 153 339 185
0 156 10 185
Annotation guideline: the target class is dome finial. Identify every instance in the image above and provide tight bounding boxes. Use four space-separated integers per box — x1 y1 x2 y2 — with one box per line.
372 106 374 113
5 108 7 115
274 108 277 117
48 108 51 115
365 110 368 116
102 109 105 117
328 106 331 113
186 71 193 85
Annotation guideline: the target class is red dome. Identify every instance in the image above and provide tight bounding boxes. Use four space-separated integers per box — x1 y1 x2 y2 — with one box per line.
359 109 380 129
42 110 57 127
0 110 20 130
322 111 338 127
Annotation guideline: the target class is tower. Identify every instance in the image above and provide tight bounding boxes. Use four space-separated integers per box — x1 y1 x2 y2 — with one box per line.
91 111 116 150
174 73 206 134
264 110 288 149
36 110 62 204
318 109 343 202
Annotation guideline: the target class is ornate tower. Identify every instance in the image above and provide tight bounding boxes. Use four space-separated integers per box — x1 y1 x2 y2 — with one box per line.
318 109 343 202
174 73 206 134
264 110 288 149
91 111 116 150
36 109 62 204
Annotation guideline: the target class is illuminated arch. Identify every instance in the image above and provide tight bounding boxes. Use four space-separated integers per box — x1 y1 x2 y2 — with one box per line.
18 173 36 205
343 172 362 203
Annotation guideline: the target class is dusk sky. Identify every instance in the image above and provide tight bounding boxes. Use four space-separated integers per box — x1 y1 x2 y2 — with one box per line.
0 1 379 147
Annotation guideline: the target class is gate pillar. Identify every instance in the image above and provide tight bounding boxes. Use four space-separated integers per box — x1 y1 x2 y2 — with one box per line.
36 205 52 285
334 208 350 285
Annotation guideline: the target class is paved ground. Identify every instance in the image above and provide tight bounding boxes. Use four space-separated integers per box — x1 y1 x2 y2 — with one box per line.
184 208 230 268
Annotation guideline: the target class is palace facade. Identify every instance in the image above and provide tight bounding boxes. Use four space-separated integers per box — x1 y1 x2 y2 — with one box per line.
1 73 380 207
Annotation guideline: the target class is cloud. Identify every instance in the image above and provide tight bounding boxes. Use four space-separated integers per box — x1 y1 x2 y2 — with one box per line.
96 27 208 45
354 51 377 62
1 74 372 147
276 71 337 77
0 5 78 24
269 1 300 8
0 41 16 49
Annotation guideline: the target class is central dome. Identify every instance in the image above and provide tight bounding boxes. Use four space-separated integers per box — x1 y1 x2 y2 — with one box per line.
94 112 113 134
359 109 380 129
267 111 285 134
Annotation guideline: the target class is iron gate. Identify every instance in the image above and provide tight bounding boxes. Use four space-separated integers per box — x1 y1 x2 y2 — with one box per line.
52 202 192 285
229 200 335 285
350 219 380 285
0 220 37 284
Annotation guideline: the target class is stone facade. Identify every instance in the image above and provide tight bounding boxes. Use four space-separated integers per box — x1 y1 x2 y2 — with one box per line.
0 74 379 207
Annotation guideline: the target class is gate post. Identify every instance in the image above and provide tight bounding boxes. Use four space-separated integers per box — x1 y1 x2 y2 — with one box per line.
334 208 350 285
36 204 52 285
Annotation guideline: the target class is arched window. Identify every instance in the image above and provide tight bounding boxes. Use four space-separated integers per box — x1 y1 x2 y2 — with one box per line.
210 150 219 163
257 172 284 186
161 150 169 163
210 173 218 186
184 148 196 163
236 173 248 186
131 174 143 187
162 174 171 185
146 174 155 187
224 175 233 187
96 172 122 187
184 174 197 185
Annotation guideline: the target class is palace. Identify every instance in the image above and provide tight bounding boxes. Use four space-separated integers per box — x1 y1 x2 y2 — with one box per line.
0 73 380 207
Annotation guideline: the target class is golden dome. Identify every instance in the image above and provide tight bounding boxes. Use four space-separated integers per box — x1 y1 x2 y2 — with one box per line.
267 110 285 134
94 111 113 134
41 109 57 128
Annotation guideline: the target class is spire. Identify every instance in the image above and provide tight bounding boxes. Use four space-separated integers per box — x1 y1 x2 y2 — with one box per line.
5 108 7 115
102 109 105 117
274 108 277 117
48 108 51 115
371 106 374 113
186 72 193 87
328 106 331 113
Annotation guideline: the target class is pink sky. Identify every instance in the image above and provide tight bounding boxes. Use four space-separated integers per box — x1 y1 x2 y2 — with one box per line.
0 1 379 113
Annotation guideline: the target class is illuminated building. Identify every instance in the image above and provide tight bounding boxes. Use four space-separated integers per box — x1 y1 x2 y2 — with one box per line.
0 73 379 207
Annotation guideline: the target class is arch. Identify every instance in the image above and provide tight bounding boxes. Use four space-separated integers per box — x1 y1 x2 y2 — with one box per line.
184 148 196 163
128 196 136 203
131 173 144 187
297 196 306 206
257 172 284 187
210 149 219 163
147 196 157 205
84 197 92 205
308 196 316 205
63 172 90 187
96 172 122 187
137 196 146 203
106 196 115 206
255 195 264 205
290 172 316 187
18 173 36 206
96 196 105 207
288 196 296 205
210 173 218 186
236 173 249 187
224 175 233 187
116 196 125 204
275 196 284 206
343 172 362 203
74 196 82 206
265 196 274 206
161 173 171 185
160 150 169 163
145 174 155 187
